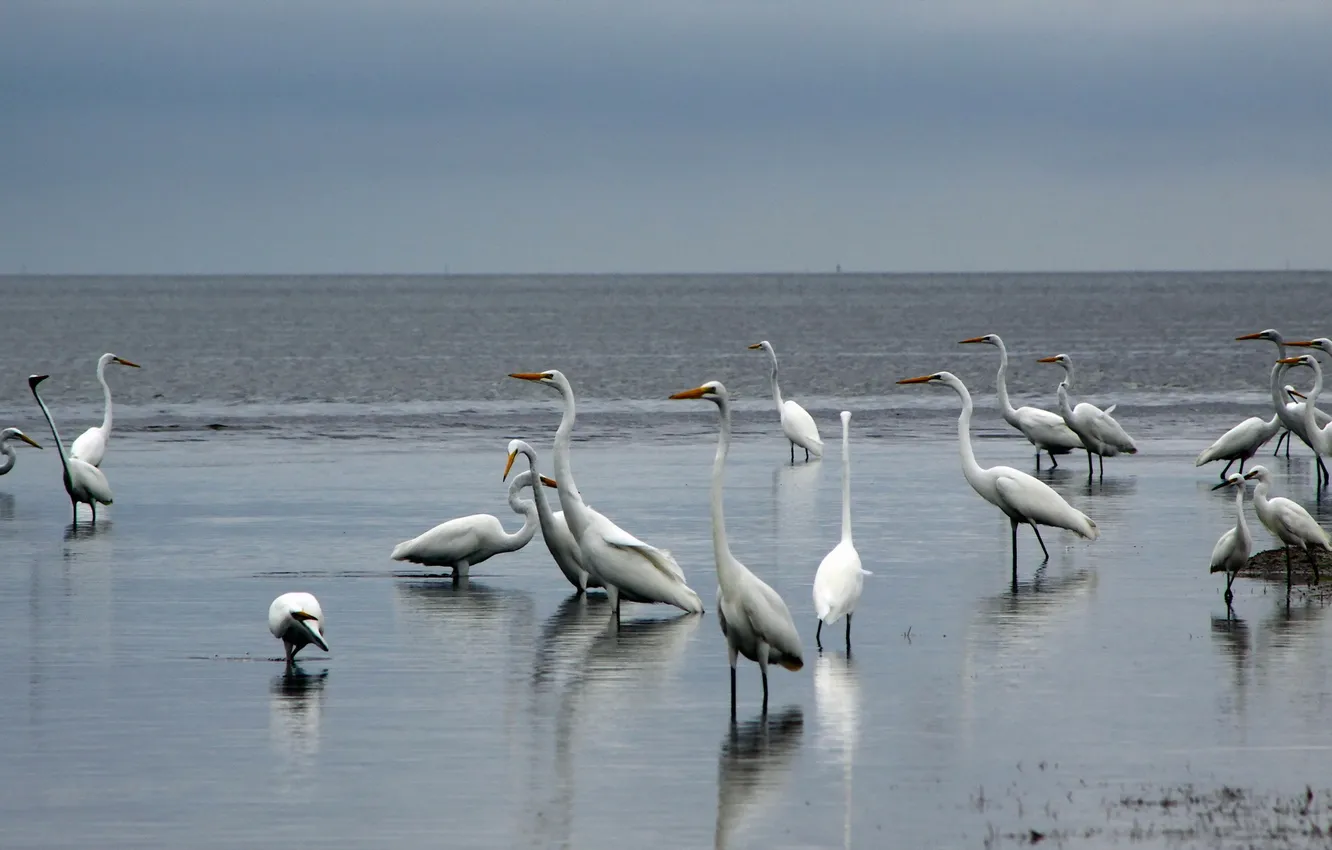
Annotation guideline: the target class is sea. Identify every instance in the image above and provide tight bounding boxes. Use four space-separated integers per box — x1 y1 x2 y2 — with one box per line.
1 272 1331 849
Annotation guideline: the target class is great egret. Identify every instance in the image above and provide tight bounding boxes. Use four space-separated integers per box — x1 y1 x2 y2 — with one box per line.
28 375 114 523
1243 465 1330 589
670 380 804 717
748 341 823 463
268 592 329 664
1195 394 1281 480
896 371 1098 587
1209 473 1252 606
1236 330 1331 461
390 469 540 578
503 439 602 594
1037 354 1138 479
812 411 870 653
0 428 42 475
510 370 703 618
958 334 1083 468
1277 353 1332 487
69 353 141 468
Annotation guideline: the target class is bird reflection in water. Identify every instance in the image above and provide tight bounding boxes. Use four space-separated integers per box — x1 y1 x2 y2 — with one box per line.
715 707 805 850
530 593 612 693
815 655 860 850
64 520 112 542
270 668 328 797
1210 612 1250 729
0 493 14 520
393 578 536 651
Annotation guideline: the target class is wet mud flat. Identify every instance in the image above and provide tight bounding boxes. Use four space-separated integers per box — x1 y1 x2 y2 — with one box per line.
1237 547 1332 603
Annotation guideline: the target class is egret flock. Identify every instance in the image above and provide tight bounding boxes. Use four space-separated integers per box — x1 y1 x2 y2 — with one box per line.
8 332 1332 716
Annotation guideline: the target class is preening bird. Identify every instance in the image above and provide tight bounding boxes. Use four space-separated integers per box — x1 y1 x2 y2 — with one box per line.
959 334 1082 468
504 439 601 594
1209 473 1252 606
896 371 1098 586
670 380 803 717
1037 354 1138 478
28 375 114 523
510 370 703 619
0 428 42 475
390 469 540 577
268 592 329 664
69 353 141 468
748 341 823 463
1243 465 1330 589
812 411 870 653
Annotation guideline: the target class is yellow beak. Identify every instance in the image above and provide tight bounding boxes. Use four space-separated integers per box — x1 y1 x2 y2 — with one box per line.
19 433 42 449
114 357 141 368
669 386 709 399
502 450 517 481
746 343 763 350
958 336 987 345
896 375 934 385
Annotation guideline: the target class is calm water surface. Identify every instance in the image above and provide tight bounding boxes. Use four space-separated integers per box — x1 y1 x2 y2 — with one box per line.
2 274 1332 848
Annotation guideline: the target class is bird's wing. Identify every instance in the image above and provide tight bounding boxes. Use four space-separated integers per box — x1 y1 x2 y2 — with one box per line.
1077 404 1137 453
1273 499 1332 548
1102 403 1117 416
1196 417 1273 465
781 400 823 454
593 514 688 583
70 458 114 504
812 543 864 621
391 514 495 563
994 469 1097 539
69 427 106 467
741 574 804 667
1210 528 1239 571
1014 406 1084 449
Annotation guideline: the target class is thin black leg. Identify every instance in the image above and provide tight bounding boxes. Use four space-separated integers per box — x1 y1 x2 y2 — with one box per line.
1285 434 1291 458
1220 459 1234 480
1049 451 1059 469
1098 453 1105 479
1273 431 1285 456
1030 523 1050 560
1285 547 1293 591
815 620 823 652
730 667 737 720
760 666 769 716
1086 450 1094 479
790 442 795 464
1308 548 1320 585
1010 518 1019 590
1239 457 1247 475
805 448 810 462
1036 450 1042 470
1224 571 1235 606
845 613 852 654
90 501 96 523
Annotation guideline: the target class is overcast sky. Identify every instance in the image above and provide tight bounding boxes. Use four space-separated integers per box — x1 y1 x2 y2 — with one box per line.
2 1 1329 274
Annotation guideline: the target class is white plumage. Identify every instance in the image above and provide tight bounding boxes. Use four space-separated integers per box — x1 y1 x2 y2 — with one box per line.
1244 465 1331 588
0 427 42 475
69 352 141 468
749 340 823 462
1038 353 1138 478
268 592 328 663
391 469 540 576
505 439 601 594
28 375 115 523
813 411 870 652
1209 473 1252 604
960 334 1082 467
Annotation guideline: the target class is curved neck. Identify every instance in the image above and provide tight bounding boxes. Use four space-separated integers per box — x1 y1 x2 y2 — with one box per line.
710 398 739 586
30 385 72 482
765 349 784 409
0 441 14 475
96 358 113 433
1232 485 1251 550
1056 379 1075 420
550 381 589 538
503 476 541 551
520 447 558 530
992 341 1019 421
839 418 853 544
1269 361 1289 416
949 380 986 491
1301 359 1323 438
1252 477 1271 512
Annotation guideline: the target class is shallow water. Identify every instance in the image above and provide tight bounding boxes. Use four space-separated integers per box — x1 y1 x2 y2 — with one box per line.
2 274 1332 848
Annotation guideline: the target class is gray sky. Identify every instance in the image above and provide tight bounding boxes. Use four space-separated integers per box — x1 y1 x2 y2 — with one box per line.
3 1 1330 274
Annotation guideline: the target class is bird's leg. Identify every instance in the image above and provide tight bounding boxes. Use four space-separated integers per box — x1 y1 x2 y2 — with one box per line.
804 447 810 462
1224 571 1235 607
790 442 795 464
1285 434 1291 458
1035 450 1042 471
1010 518 1019 591
1273 431 1285 456
1285 546 1293 591
760 665 769 716
845 613 852 654
1086 450 1094 480
1030 523 1051 560
1239 457 1247 475
815 620 823 652
1220 459 1234 480
1098 453 1105 479
70 500 78 524
1049 451 1059 470
1308 548 1320 586
730 666 737 720
285 640 296 665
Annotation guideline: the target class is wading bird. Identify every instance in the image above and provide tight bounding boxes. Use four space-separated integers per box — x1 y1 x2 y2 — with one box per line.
0 428 42 475
69 353 141 468
897 371 1098 587
504 439 601 594
1236 330 1330 462
1037 354 1138 479
1277 354 1332 488
1209 473 1252 606
390 469 540 578
510 370 703 619
268 592 328 664
748 341 822 463
959 334 1082 468
812 411 870 653
1243 465 1330 590
28 375 114 523
670 380 803 717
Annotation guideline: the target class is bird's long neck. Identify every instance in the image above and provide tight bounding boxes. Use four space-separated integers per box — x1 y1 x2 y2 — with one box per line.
1233 485 1251 552
1251 478 1271 514
31 386 71 483
710 398 739 590
521 447 558 531
0 441 14 475
503 476 541 552
950 380 986 492
1056 378 1075 421
993 340 1019 422
766 349 784 409
1300 359 1323 440
1270 361 1291 416
96 358 113 434
839 418 853 545
551 382 589 539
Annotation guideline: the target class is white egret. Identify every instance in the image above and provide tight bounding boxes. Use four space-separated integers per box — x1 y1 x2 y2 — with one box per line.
69 353 141 468
748 341 823 463
959 334 1083 468
390 469 540 578
1195 407 1281 480
1236 330 1331 462
510 370 703 618
268 592 329 664
897 371 1098 586
28 375 114 523
812 411 870 653
1243 465 1330 589
1278 353 1332 488
1037 354 1138 479
0 428 42 475
670 380 804 717
1209 473 1252 606
503 439 602 594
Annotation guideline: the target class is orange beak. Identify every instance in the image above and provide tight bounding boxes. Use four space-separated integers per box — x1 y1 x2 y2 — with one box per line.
502 451 517 481
114 357 141 368
669 386 709 399
958 336 988 345
896 375 934 385
1235 332 1266 341
746 343 763 350
1036 356 1060 363
508 372 546 381
540 475 558 489
1287 341 1316 347
1277 357 1305 365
